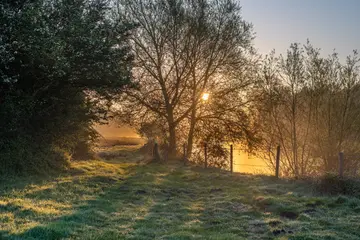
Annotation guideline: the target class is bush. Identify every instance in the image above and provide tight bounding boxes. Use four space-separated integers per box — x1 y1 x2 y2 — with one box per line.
71 141 96 161
0 136 70 175
316 173 360 196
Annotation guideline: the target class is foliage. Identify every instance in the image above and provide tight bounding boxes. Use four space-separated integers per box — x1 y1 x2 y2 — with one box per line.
316 173 360 196
191 142 230 169
0 0 133 173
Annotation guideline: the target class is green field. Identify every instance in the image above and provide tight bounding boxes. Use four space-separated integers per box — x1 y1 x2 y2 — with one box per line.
1 146 360 240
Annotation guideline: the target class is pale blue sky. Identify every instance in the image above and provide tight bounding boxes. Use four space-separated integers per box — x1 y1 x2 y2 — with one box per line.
240 0 360 59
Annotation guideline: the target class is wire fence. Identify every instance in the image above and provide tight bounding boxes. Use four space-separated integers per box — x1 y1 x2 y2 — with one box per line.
147 142 360 178
182 144 277 177
186 144 360 178
226 147 270 174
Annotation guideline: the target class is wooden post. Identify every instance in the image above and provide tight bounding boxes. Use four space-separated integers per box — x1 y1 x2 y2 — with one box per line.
230 145 233 173
164 146 169 162
183 143 186 165
152 142 157 157
204 143 208 168
153 142 161 162
275 145 281 178
339 152 344 177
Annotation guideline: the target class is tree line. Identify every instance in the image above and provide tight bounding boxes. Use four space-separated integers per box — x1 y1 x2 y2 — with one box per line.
256 43 360 177
1 0 359 177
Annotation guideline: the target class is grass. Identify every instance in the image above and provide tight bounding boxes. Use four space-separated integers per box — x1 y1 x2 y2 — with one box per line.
1 146 360 240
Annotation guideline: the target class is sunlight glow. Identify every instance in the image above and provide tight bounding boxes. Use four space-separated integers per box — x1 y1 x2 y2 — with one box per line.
202 93 209 101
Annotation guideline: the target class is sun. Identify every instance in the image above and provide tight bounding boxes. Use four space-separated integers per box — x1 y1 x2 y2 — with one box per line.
202 93 209 101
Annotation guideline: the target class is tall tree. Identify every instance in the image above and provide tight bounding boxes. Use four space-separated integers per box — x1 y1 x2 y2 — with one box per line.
118 0 254 156
0 0 133 173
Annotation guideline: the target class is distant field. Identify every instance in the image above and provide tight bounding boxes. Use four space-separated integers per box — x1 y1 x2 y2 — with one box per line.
1 146 360 239
97 137 145 147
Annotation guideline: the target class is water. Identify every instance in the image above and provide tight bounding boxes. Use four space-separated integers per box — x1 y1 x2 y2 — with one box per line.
232 149 272 175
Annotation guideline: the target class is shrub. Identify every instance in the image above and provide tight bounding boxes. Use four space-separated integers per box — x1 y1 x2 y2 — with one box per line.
0 136 70 175
316 173 360 196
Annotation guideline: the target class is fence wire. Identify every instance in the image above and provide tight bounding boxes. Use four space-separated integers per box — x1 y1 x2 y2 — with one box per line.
216 147 271 175
182 143 360 178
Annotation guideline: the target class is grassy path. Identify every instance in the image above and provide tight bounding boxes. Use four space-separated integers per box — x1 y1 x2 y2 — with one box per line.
1 146 360 239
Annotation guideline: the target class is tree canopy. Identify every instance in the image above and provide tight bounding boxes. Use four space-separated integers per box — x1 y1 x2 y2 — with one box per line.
0 0 133 173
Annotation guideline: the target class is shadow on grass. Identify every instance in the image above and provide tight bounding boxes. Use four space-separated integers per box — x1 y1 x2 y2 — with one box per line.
113 165 276 239
2 163 206 239
1 163 141 240
1 160 318 240
0 147 141 198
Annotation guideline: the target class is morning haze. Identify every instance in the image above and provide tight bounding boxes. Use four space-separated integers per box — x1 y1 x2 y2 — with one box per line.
1 0 360 239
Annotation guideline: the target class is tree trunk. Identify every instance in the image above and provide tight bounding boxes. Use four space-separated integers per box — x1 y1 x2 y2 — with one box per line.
186 106 197 158
291 89 298 177
167 108 177 157
168 124 177 157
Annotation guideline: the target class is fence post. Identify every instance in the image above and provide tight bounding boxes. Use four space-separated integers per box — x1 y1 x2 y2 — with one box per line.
275 145 281 178
339 152 344 177
204 143 208 168
153 142 161 162
183 143 187 166
230 145 233 173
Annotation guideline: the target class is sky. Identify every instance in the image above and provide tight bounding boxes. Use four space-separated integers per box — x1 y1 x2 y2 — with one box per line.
240 0 360 60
